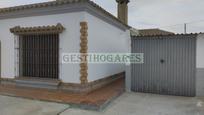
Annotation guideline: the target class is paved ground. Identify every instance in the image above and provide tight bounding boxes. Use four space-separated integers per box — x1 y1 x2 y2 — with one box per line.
0 93 204 115
0 95 69 115
62 93 204 115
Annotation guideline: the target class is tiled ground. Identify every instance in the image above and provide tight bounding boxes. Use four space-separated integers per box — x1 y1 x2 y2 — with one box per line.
0 78 125 110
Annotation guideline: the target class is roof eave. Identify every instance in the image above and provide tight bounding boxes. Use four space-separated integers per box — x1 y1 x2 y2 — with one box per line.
0 0 130 31
0 2 87 20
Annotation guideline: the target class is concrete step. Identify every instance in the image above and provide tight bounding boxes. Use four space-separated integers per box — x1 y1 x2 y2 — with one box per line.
15 77 61 89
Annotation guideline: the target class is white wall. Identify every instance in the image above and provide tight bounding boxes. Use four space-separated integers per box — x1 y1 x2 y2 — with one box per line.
196 34 204 68
0 12 86 83
85 13 130 82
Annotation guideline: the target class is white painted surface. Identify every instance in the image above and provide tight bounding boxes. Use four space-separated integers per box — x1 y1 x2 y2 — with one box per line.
0 11 130 83
196 34 204 68
0 12 85 83
85 13 130 82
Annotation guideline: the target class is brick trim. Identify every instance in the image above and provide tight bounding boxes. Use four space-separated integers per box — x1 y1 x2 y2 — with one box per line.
80 22 88 84
10 23 65 35
61 72 125 93
0 72 125 94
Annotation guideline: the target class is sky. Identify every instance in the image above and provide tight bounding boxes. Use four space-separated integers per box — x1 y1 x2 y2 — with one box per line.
0 0 204 33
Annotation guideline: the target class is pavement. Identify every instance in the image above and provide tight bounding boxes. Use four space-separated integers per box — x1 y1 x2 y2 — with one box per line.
0 92 204 115
62 93 204 115
0 95 69 115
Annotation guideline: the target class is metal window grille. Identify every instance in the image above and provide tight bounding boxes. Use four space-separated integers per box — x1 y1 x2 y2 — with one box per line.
19 34 59 79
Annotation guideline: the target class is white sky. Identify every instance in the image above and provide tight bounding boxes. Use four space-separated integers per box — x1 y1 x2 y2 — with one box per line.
0 0 204 33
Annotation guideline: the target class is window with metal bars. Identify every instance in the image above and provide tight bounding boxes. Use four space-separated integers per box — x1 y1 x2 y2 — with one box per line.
19 34 59 79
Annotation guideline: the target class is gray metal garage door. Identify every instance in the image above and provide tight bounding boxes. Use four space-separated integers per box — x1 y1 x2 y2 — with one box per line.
131 35 197 96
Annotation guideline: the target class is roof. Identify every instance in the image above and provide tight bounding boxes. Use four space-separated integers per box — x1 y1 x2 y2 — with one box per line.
138 28 174 36
0 0 130 30
130 28 139 36
129 28 175 37
132 33 203 39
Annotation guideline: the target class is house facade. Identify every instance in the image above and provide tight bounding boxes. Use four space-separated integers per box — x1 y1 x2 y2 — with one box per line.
0 0 131 92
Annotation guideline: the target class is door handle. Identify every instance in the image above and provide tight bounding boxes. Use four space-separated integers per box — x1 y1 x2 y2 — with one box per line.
160 59 165 64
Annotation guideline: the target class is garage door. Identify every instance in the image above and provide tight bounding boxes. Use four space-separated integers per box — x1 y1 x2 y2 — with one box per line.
131 35 196 96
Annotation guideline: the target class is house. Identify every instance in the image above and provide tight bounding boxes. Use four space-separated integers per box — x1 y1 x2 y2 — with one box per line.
1 0 202 98
0 0 131 93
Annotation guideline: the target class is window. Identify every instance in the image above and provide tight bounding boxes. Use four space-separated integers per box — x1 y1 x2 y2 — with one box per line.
10 24 64 79
19 34 59 79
